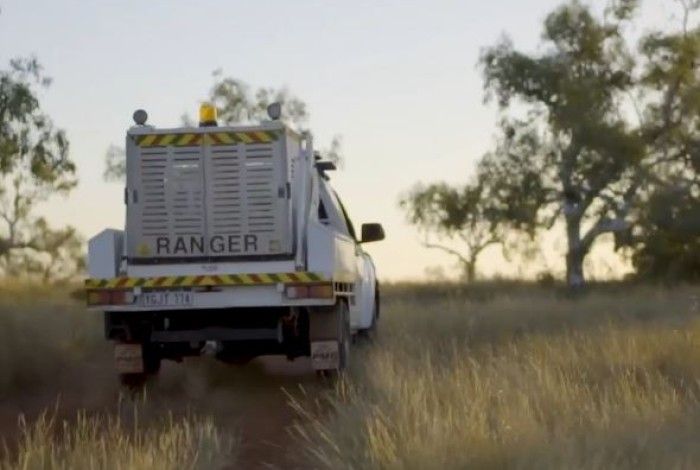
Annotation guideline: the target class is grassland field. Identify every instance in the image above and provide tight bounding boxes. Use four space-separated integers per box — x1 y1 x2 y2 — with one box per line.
0 281 699 469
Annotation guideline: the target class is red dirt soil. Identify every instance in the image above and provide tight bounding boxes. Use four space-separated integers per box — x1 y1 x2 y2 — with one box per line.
0 354 323 469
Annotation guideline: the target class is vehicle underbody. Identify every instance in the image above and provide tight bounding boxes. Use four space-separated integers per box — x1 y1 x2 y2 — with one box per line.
105 306 312 364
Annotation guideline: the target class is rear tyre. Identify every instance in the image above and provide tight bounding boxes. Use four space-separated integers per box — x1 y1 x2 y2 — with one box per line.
119 372 148 389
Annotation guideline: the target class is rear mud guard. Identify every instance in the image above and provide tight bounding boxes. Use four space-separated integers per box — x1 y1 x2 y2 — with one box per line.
308 301 349 371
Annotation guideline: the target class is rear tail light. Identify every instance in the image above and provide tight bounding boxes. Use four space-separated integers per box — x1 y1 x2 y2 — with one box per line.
285 283 334 299
87 290 135 306
87 290 110 306
111 290 135 305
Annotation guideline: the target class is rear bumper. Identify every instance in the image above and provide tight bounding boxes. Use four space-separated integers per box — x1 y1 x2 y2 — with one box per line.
85 272 340 311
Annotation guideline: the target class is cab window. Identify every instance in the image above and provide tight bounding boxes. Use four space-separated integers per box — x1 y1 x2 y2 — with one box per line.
318 199 329 222
318 180 355 240
333 191 357 241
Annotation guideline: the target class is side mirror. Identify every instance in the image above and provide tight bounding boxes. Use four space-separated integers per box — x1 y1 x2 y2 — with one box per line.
361 223 385 243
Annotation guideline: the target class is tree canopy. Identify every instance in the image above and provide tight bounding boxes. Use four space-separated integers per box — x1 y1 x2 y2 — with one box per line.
0 57 82 281
403 0 700 285
207 69 308 127
104 72 342 182
400 181 501 281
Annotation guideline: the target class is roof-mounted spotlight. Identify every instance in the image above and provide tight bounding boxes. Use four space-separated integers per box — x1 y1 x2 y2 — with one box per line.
267 102 282 121
133 109 148 126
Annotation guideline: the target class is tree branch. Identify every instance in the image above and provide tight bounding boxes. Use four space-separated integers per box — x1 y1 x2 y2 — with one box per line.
421 241 473 267
544 205 563 230
581 216 629 251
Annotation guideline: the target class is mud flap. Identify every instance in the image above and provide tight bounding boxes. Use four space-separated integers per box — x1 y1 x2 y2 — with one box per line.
311 340 340 370
308 302 347 371
114 343 144 374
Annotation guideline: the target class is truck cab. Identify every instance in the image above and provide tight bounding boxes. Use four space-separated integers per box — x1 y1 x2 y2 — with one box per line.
86 104 384 384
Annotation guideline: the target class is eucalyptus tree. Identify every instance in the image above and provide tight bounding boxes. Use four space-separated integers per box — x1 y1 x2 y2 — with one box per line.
478 0 699 286
0 57 82 279
400 181 501 282
630 0 700 279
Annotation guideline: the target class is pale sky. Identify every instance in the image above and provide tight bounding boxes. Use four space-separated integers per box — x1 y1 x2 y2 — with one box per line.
0 0 682 281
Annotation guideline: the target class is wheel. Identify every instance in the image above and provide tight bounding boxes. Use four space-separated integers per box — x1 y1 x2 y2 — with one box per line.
358 284 380 340
119 372 148 389
144 346 162 374
358 298 378 340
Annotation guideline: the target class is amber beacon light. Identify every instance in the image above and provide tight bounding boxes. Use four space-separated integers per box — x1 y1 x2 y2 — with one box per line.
199 103 218 127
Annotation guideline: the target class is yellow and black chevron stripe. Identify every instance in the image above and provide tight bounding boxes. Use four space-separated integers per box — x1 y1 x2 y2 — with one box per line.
85 272 326 290
134 130 279 148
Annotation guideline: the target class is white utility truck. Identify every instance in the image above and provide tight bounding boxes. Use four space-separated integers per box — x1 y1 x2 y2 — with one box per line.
85 104 384 384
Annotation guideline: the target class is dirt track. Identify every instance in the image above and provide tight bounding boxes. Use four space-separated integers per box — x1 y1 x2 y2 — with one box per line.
0 352 323 469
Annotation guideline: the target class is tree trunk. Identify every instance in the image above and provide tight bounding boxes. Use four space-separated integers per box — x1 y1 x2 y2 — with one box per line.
565 217 586 289
464 260 477 283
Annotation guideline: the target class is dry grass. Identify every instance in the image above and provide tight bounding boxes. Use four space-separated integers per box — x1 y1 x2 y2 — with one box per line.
0 282 238 469
1 407 235 470
4 280 700 468
294 284 700 469
0 281 106 396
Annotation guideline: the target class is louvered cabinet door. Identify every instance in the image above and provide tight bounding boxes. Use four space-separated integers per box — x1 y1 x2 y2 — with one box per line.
126 138 206 261
203 140 292 258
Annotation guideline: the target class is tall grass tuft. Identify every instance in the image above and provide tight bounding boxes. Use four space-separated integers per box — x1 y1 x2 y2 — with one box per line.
0 283 239 469
293 284 700 469
0 281 106 397
1 407 236 470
